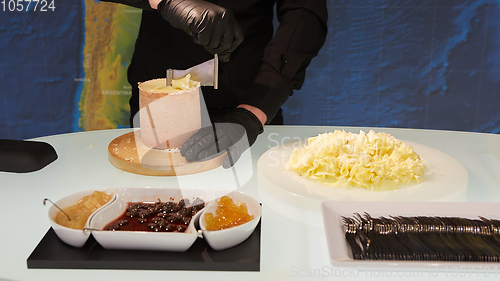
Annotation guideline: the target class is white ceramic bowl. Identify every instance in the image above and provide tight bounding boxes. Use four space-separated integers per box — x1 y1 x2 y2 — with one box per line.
47 188 117 247
89 187 212 252
199 191 261 251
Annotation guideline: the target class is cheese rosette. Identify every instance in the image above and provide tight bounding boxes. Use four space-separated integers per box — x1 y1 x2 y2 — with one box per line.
285 130 425 191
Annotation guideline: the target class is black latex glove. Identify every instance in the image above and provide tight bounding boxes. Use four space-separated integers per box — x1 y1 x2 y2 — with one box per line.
157 0 244 62
180 108 263 168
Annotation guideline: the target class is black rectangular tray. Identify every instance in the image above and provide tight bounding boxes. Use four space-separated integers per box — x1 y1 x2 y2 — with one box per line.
27 221 260 271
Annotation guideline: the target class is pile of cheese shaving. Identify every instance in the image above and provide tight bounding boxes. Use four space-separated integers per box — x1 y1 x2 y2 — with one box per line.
285 130 425 191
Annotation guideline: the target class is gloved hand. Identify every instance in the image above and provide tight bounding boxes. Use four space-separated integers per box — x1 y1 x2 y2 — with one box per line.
180 108 263 168
157 0 244 62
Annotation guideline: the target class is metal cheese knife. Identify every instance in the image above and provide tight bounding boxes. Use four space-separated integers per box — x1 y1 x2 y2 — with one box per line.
166 54 219 89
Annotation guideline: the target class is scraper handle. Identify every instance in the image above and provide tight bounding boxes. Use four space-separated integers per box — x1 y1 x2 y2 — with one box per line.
214 54 218 90
166 69 173 86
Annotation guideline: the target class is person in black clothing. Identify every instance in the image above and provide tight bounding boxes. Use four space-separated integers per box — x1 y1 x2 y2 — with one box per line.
100 0 327 167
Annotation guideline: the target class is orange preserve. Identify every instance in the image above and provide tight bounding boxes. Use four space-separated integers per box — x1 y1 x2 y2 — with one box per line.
55 191 112 230
204 196 254 231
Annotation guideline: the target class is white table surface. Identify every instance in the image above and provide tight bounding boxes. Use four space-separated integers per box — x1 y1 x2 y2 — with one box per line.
2 126 500 281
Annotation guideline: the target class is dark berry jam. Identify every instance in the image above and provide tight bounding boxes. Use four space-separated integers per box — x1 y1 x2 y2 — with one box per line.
104 198 204 233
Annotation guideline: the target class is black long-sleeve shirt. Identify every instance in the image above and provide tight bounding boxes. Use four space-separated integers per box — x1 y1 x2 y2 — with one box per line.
100 0 327 124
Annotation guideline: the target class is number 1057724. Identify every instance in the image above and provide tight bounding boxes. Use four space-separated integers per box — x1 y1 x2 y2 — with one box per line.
1 0 55 11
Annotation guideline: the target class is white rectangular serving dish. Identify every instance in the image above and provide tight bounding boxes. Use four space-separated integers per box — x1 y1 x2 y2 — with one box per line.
321 201 500 268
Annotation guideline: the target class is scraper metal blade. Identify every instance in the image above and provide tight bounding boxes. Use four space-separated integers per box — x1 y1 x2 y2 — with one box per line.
167 54 219 89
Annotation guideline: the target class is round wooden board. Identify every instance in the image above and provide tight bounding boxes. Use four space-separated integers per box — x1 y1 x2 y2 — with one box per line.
108 131 226 176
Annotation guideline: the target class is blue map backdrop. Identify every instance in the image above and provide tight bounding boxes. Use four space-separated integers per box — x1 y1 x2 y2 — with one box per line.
0 1 82 139
285 0 500 133
0 0 499 140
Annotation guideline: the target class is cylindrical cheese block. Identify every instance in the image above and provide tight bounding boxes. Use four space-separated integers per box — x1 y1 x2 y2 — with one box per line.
139 77 201 149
